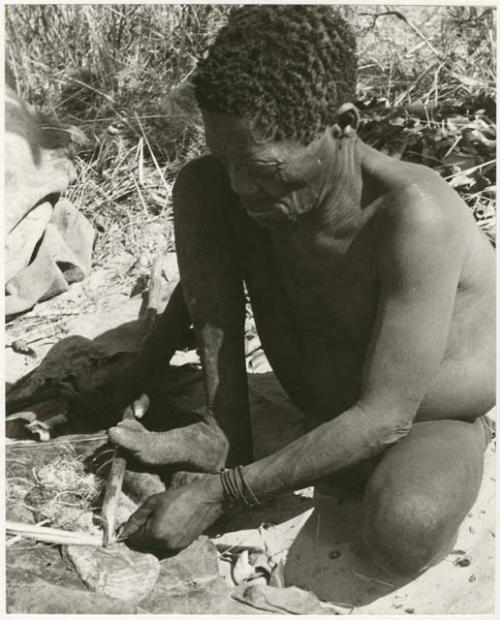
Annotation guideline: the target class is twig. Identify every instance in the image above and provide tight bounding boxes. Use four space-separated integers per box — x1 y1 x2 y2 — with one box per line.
6 433 108 447
442 135 463 160
133 111 171 213
6 518 51 547
352 570 395 588
443 159 496 181
315 511 321 541
368 10 441 58
94 458 114 475
6 521 103 546
137 137 145 186
131 174 149 218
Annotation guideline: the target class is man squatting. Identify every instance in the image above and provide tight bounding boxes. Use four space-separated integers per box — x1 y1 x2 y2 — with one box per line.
109 6 495 578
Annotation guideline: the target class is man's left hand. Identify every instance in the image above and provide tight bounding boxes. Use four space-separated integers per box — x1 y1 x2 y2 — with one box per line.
120 475 224 553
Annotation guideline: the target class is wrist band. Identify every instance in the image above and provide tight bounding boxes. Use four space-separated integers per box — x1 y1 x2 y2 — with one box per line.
220 466 261 510
237 466 260 506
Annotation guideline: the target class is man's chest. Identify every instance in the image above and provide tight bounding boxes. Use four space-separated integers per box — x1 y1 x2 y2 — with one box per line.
272 226 379 345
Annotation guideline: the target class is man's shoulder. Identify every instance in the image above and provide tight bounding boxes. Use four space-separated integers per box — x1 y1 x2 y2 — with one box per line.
371 167 470 274
374 166 465 246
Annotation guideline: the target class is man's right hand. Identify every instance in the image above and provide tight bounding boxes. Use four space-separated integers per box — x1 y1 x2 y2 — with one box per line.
121 474 224 553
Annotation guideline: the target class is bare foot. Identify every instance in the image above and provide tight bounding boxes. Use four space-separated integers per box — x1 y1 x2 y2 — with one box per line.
108 418 228 472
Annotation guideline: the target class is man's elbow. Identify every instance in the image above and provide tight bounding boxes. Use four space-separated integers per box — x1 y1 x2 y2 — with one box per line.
374 415 413 451
356 404 414 455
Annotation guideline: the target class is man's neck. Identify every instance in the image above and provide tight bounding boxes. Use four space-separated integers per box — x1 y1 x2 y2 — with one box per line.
294 132 365 240
306 137 406 237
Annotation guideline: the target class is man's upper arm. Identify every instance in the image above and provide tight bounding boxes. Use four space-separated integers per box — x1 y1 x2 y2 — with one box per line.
358 193 464 423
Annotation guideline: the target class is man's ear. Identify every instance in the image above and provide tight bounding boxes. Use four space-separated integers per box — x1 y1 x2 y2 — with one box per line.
336 103 360 131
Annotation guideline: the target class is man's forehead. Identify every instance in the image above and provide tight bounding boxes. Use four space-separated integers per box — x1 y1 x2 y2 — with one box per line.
204 111 279 158
202 110 312 163
204 111 260 144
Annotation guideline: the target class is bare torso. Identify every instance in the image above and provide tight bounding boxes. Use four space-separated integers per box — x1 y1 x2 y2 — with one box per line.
252 158 495 424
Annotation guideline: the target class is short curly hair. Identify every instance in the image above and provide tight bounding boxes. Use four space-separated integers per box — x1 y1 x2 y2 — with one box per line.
193 6 357 145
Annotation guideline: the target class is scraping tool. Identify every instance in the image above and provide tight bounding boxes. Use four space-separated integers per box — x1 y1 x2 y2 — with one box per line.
101 405 134 546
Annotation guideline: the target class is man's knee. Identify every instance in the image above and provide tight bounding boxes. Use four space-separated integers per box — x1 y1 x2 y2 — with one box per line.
363 490 457 577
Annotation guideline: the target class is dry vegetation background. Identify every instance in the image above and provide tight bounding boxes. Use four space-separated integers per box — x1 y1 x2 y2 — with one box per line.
5 4 497 289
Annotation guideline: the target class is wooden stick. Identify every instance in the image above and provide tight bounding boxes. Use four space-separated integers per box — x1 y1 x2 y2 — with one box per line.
101 406 134 546
6 521 103 546
6 518 50 547
140 254 168 347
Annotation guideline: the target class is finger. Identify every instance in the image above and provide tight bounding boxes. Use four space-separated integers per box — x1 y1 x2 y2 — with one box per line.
89 446 115 463
120 498 156 539
126 523 156 552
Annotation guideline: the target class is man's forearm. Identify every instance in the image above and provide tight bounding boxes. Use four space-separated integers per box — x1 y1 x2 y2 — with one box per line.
240 403 412 498
201 324 253 466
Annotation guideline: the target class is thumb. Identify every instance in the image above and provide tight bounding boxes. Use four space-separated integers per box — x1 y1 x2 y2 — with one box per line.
132 393 150 419
120 495 158 539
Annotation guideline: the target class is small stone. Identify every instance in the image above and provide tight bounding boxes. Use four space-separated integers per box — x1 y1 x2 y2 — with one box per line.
328 550 341 560
12 339 36 357
141 538 226 613
453 556 472 568
7 568 140 613
93 215 106 232
405 608 415 614
469 574 477 583
154 536 219 590
67 542 160 602
261 522 275 529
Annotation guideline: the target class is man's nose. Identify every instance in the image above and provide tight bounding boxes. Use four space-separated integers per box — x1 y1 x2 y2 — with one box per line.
227 164 259 197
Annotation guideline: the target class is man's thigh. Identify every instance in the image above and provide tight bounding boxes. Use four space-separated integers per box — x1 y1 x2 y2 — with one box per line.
362 417 488 575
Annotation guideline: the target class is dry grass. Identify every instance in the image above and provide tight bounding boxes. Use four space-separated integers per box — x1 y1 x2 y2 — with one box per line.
6 5 229 271
351 6 496 244
5 5 496 266
6 444 103 530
